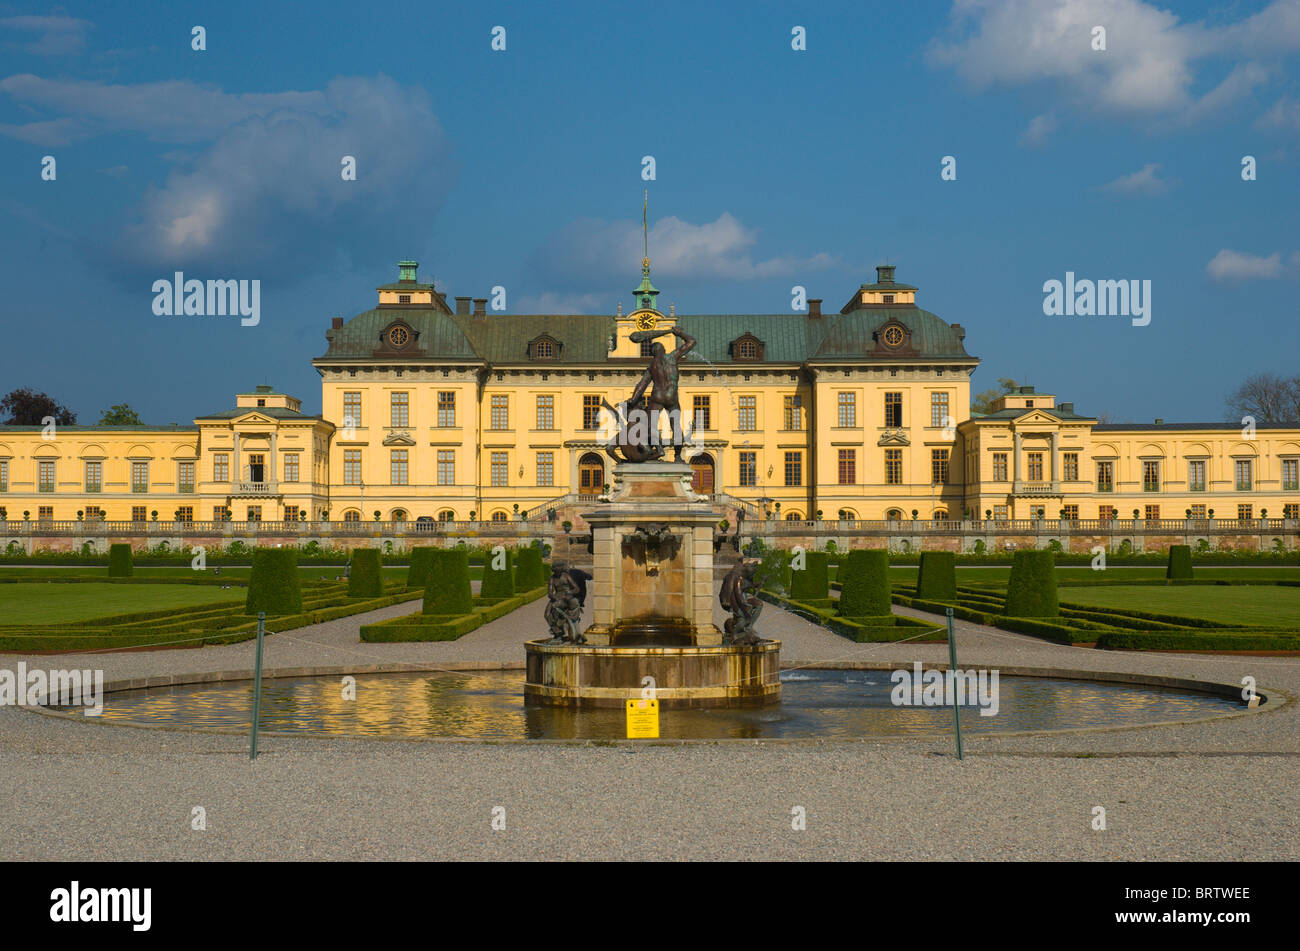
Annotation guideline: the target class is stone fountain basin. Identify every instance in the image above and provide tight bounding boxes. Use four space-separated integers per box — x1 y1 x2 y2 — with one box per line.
524 638 781 708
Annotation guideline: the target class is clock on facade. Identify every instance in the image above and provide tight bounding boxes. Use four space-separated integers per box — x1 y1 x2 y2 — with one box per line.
633 311 658 331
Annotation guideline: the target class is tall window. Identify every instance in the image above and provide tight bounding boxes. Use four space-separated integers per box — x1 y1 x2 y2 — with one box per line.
437 391 456 427
1096 460 1114 492
738 451 757 487
693 395 712 431
1026 452 1043 482
737 396 757 431
537 451 554 486
931 448 949 484
282 455 298 483
437 450 454 485
85 461 102 492
1284 459 1299 491
992 452 1008 481
490 452 508 486
1142 460 1160 492
582 395 601 430
885 449 902 485
536 395 554 430
214 453 229 482
131 461 149 493
930 392 949 428
343 391 361 429
783 451 802 487
343 449 362 485
783 394 802 430
1235 459 1252 491
38 460 55 492
390 391 409 427
1062 452 1078 481
0 459 7 491
837 449 856 485
490 395 509 430
1188 459 1206 491
390 449 408 485
884 392 902 427
837 392 856 427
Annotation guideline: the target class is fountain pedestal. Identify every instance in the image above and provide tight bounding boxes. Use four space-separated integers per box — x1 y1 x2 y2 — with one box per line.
525 461 781 708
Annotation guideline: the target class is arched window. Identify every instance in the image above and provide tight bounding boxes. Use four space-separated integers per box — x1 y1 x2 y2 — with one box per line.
535 338 554 359
343 510 361 523
490 510 509 522
933 510 948 520
438 509 455 522
736 339 758 360
785 511 802 520
391 509 407 522
838 509 857 521
578 452 604 496
885 508 903 521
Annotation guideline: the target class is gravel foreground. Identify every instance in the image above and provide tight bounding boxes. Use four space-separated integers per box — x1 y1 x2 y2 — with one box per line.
2 589 1298 861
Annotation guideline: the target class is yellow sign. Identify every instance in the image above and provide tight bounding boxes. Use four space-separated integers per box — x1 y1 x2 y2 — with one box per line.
625 698 660 738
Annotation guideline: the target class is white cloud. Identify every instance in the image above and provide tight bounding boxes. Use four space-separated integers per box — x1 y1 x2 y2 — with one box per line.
1257 95 1300 130
529 212 837 288
1206 249 1283 282
1100 162 1170 194
512 291 609 315
928 0 1300 122
1018 112 1058 147
0 16 92 56
0 73 457 281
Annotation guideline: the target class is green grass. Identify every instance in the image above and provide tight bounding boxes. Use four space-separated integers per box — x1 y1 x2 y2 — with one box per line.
863 565 1300 584
0 582 242 624
1057 585 1300 627
0 565 484 581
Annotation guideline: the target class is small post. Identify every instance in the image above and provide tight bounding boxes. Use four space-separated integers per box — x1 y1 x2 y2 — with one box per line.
250 611 265 760
946 607 963 760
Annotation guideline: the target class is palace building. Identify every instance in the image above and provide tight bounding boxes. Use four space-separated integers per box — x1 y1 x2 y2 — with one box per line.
2 260 1299 530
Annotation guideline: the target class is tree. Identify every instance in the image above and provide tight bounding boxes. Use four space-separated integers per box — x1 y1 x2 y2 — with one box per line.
0 388 75 425
970 377 1018 415
98 403 143 425
1226 373 1300 424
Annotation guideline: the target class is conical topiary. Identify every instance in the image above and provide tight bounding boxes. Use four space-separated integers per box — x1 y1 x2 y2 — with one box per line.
790 550 830 600
479 548 515 599
916 551 957 601
406 546 436 590
837 549 890 617
1004 550 1058 617
1166 544 1193 581
108 543 133 577
513 545 547 592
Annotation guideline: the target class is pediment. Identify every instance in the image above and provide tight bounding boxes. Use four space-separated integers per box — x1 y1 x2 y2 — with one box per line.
382 431 417 447
878 429 911 447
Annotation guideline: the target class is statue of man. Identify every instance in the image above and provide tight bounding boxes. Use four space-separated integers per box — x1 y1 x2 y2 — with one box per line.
544 562 586 644
719 560 763 645
630 326 696 461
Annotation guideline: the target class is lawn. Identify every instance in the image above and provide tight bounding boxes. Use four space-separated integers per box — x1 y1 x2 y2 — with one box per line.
830 565 1300 585
0 565 483 582
1056 584 1300 627
0 582 244 624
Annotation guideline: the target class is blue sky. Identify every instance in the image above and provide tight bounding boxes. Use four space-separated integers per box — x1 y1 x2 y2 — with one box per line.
1 0 1298 424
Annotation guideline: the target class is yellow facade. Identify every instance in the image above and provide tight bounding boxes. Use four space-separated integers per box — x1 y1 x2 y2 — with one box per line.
2 262 1298 529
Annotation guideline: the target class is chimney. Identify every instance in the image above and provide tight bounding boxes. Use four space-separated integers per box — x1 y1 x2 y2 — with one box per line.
455 296 471 316
331 316 344 329
876 264 896 284
1059 402 1073 414
473 298 487 316
808 298 822 318
1155 418 1164 425
950 322 965 340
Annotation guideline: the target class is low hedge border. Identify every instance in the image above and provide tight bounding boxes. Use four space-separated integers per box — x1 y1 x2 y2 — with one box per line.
360 586 546 642
1095 630 1300 651
758 590 943 643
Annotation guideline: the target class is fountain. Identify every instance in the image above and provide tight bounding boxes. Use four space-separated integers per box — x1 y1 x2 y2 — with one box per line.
524 316 781 708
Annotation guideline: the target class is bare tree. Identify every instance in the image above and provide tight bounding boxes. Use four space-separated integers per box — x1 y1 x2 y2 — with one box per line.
1226 373 1300 424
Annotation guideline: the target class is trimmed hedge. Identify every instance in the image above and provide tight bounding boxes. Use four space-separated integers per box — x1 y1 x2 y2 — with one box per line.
1167 544 1193 581
406 546 437 590
513 545 547 592
916 551 957 601
107 543 133 578
480 548 515 599
837 549 890 617
760 591 942 643
1004 550 1058 617
424 548 473 615
1095 629 1300 651
756 548 792 594
362 586 546 642
347 548 385 598
245 548 302 615
790 550 829 600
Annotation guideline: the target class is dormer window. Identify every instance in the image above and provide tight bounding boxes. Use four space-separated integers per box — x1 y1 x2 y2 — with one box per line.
731 333 764 362
527 334 562 361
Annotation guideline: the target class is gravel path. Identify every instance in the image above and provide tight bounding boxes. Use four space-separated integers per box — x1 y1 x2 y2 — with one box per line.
2 581 1297 860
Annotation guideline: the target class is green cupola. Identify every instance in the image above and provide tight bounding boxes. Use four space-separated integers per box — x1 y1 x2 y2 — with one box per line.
633 256 660 312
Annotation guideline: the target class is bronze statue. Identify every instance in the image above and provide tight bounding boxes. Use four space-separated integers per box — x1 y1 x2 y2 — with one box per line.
720 560 763 645
599 325 696 464
544 562 590 643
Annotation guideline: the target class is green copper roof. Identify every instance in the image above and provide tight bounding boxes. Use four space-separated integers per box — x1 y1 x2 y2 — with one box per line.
811 306 973 361
318 307 480 361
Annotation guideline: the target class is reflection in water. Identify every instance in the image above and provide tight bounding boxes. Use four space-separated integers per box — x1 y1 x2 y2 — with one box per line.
77 670 1245 740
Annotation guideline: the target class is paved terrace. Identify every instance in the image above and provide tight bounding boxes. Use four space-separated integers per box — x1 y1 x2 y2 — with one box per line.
1 586 1296 860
